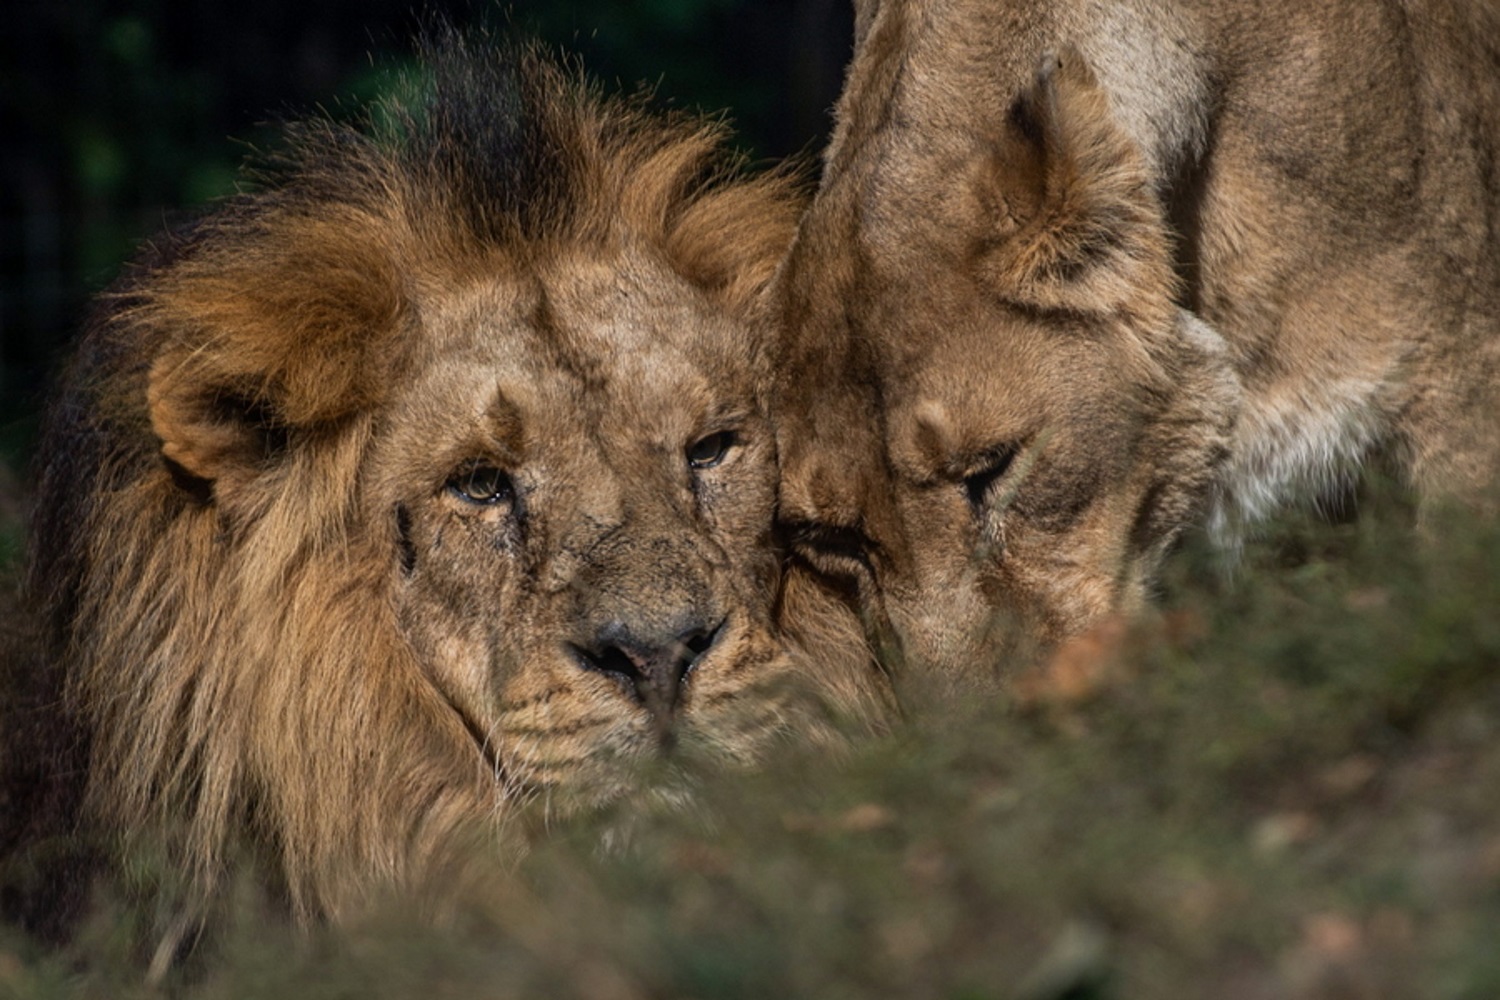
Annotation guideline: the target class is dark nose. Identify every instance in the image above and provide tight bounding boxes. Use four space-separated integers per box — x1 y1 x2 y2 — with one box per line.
570 617 724 724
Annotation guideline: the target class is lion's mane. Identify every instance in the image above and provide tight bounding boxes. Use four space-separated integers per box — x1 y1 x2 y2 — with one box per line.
4 33 804 925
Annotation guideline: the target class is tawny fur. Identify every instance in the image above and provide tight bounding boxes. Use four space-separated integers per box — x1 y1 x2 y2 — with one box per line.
6 35 887 928
775 0 1500 675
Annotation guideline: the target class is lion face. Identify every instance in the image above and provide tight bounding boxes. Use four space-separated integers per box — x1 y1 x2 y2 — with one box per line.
778 276 1197 677
18 41 871 919
380 258 787 802
775 48 1238 676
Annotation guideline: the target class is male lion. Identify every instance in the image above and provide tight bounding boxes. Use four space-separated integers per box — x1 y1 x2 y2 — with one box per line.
775 0 1500 674
1 35 881 928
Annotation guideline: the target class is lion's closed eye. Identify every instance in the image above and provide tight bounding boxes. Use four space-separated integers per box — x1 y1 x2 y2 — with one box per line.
962 445 1020 511
786 520 878 588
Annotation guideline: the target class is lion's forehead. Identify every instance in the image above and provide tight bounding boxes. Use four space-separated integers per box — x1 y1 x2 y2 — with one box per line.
420 256 754 370
385 268 762 467
844 326 1145 488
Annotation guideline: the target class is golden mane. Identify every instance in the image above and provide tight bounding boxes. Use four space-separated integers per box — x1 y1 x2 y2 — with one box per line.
12 34 807 926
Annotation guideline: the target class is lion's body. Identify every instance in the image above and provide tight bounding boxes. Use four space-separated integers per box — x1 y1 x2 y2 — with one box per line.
776 0 1500 670
3 37 880 928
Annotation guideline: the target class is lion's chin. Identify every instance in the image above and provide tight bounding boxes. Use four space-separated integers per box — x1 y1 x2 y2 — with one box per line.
499 736 713 850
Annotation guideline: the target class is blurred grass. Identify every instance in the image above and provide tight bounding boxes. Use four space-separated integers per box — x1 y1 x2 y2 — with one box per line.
1 484 1498 999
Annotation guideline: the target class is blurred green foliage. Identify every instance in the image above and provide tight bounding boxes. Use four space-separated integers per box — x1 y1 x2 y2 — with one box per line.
2 498 1498 997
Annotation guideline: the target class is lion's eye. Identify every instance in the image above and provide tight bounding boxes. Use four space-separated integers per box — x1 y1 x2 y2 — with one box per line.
447 463 513 506
786 520 877 586
687 431 736 470
963 445 1019 510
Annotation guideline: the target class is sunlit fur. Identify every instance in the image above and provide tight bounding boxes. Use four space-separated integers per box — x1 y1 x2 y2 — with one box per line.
10 35 887 926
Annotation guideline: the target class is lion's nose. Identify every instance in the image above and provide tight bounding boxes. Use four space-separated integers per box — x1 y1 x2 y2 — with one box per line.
570 617 724 726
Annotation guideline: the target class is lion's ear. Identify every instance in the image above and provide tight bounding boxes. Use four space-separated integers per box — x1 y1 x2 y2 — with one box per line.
146 353 353 496
972 46 1173 314
143 219 407 492
148 360 285 487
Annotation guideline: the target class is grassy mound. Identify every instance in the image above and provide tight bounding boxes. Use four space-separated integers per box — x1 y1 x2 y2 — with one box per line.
2 488 1498 999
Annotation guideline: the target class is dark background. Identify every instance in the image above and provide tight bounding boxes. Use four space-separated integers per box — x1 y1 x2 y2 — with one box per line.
0 0 853 464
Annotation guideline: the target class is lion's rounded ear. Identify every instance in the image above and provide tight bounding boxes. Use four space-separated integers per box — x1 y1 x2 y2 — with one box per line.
141 214 409 492
973 45 1174 315
147 357 291 488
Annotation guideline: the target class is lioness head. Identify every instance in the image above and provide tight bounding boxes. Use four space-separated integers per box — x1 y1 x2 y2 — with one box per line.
775 46 1238 676
21 38 876 919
